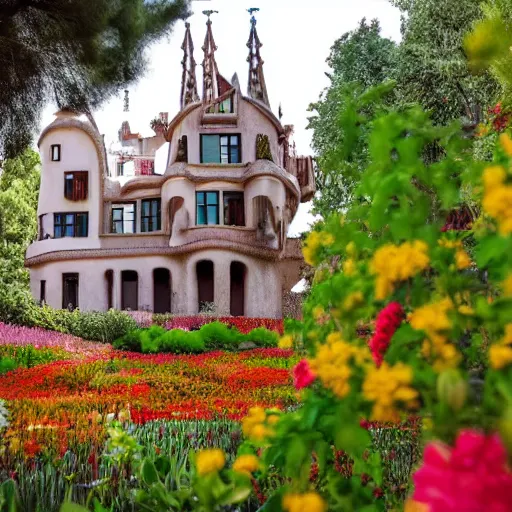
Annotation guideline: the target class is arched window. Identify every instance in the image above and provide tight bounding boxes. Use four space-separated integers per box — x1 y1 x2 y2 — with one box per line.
121 270 138 311
196 260 214 312
230 262 246 317
153 268 171 314
105 270 114 310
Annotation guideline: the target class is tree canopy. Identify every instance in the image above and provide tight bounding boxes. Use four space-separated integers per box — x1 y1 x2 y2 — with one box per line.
307 19 397 217
0 0 190 158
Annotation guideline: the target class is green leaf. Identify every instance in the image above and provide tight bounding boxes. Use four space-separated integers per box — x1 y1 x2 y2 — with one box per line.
60 504 90 512
335 423 371 457
141 459 160 486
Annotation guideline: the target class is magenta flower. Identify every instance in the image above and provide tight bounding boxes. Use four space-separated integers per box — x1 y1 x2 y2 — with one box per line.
412 429 512 512
293 359 316 390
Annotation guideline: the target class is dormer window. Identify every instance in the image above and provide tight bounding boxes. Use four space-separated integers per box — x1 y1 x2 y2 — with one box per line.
201 134 241 164
51 144 61 162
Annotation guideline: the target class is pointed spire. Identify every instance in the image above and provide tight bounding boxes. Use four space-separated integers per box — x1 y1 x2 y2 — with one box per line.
247 9 270 108
180 22 200 110
202 10 220 104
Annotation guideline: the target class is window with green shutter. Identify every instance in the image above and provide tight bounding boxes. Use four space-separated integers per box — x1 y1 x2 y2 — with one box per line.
196 192 219 225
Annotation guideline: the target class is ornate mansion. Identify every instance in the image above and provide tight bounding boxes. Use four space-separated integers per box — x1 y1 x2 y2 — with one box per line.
25 14 315 318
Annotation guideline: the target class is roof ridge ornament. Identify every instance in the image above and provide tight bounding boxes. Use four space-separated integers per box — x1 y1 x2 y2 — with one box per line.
247 8 270 108
180 21 200 110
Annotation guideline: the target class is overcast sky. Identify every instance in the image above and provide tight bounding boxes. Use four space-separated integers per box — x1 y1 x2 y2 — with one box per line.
41 0 402 235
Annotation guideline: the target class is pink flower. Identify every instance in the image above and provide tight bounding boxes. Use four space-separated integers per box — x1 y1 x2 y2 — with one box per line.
293 360 315 390
412 430 512 512
368 302 404 366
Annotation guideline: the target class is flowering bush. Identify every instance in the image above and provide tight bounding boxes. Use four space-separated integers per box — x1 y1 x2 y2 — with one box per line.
181 35 512 508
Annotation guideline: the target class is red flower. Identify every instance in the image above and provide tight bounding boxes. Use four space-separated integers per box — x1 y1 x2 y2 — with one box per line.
413 430 512 512
368 302 404 366
293 360 316 390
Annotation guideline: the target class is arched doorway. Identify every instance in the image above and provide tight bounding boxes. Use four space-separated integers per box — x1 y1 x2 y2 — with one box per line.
196 260 214 312
153 268 171 314
230 262 246 316
121 270 138 311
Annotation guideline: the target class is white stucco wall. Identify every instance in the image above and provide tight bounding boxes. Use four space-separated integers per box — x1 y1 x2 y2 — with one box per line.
168 96 281 165
29 250 282 318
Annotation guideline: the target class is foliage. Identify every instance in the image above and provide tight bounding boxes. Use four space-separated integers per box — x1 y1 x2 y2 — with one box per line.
392 0 499 127
0 149 40 325
113 322 279 354
308 19 397 215
0 0 190 158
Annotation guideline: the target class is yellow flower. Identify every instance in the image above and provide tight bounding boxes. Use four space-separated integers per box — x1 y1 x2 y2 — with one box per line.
371 241 430 300
363 363 418 422
500 133 512 157
346 241 356 256
489 325 512 370
196 449 225 476
283 492 327 512
455 249 471 270
343 291 364 311
343 258 356 276
278 335 293 349
405 499 430 512
321 233 334 246
482 166 512 234
410 299 461 369
503 274 512 297
241 407 275 442
312 306 325 321
458 305 474 316
232 454 260 476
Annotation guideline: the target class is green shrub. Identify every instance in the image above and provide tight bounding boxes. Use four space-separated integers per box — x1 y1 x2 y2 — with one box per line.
160 329 205 354
139 325 166 353
0 345 67 368
199 321 240 350
0 357 17 375
244 327 279 347
113 330 143 352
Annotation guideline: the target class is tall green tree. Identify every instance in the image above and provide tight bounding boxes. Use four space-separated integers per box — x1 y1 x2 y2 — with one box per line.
307 19 397 217
0 0 190 158
0 149 40 322
392 0 499 126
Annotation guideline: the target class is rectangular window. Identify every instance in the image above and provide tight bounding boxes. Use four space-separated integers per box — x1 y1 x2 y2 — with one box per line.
196 191 219 225
111 203 136 234
64 171 88 201
223 192 245 226
200 134 241 164
51 144 61 162
117 162 124 177
62 273 79 310
141 199 161 232
54 213 88 238
40 280 46 304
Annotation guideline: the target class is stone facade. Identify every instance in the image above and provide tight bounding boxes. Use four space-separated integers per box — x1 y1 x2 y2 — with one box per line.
25 16 314 319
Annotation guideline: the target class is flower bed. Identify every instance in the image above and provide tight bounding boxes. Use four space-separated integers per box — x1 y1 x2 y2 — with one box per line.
126 312 284 334
0 322 111 356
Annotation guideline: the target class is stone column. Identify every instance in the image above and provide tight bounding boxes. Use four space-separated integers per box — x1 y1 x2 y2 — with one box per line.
214 257 230 316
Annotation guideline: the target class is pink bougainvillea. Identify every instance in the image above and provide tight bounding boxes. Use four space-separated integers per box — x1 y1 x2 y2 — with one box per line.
368 302 404 366
412 429 512 512
293 359 316 390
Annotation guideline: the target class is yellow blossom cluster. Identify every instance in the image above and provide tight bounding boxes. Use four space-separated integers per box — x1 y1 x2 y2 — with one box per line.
489 324 512 370
241 407 278 442
362 362 418 422
371 241 430 300
196 448 226 476
302 231 335 266
342 291 364 311
232 454 260 477
438 238 472 270
482 164 512 235
308 332 372 399
409 298 461 371
278 335 294 349
283 492 327 512
503 274 512 297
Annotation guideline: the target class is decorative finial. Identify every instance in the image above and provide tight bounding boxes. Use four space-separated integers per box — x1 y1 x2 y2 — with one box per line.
248 7 260 23
123 90 129 113
202 10 219 21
